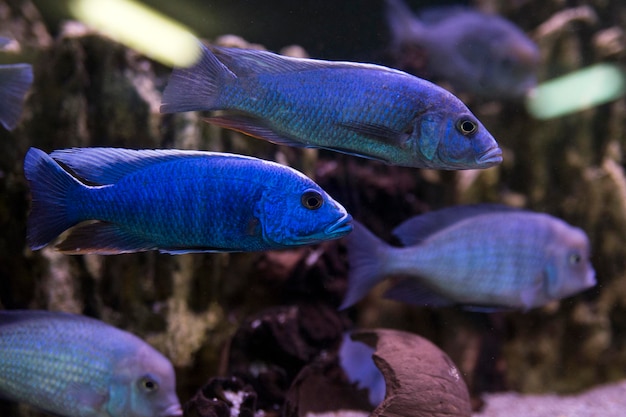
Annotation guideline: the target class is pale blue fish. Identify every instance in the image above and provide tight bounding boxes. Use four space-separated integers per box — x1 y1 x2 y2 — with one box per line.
341 205 596 310
24 147 351 254
0 310 181 417
160 42 502 170
386 0 540 99
0 37 33 130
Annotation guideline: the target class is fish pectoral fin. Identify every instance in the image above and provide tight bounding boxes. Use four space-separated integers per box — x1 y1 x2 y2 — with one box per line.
65 383 108 415
56 221 157 254
520 278 544 310
339 121 407 146
204 114 307 148
383 277 454 307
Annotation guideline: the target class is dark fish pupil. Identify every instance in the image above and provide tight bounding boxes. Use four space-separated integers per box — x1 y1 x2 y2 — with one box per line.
301 190 323 210
458 120 477 135
569 253 582 264
141 377 158 391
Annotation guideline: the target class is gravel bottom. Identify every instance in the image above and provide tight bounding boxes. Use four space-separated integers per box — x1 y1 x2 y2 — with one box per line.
474 379 626 417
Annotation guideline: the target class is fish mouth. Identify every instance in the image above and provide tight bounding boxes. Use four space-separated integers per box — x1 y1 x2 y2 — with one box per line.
476 146 503 167
325 212 353 237
162 404 183 417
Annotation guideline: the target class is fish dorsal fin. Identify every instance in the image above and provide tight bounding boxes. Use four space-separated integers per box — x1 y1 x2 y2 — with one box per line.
417 6 475 25
211 46 407 77
393 204 521 246
0 309 53 326
0 310 97 327
50 148 247 185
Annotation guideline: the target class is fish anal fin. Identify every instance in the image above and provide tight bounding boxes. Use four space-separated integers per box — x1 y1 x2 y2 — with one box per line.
203 114 306 148
383 277 454 307
56 221 157 255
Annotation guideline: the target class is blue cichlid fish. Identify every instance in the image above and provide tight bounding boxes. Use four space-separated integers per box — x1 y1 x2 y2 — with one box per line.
160 42 502 170
341 205 596 310
0 37 33 130
0 310 181 417
24 147 352 254
386 0 540 99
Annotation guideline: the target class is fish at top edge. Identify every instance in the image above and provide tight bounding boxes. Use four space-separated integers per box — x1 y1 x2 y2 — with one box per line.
341 204 596 311
160 41 502 170
0 309 182 417
23 147 352 255
0 37 33 130
385 0 540 100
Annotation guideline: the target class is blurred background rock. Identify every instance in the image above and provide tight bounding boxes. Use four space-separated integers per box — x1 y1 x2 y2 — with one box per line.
1 0 625 415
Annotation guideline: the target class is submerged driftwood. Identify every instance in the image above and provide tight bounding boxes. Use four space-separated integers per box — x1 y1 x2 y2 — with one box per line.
1 0 626 416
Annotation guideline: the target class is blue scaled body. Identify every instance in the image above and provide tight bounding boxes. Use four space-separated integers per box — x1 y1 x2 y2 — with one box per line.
0 37 33 130
24 147 352 254
160 43 502 170
0 310 181 417
386 0 540 99
342 204 596 310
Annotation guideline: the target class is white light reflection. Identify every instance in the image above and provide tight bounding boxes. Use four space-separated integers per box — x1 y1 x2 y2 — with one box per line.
69 0 201 67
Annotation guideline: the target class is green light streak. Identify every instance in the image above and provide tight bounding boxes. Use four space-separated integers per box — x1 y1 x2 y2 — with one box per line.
526 63 626 120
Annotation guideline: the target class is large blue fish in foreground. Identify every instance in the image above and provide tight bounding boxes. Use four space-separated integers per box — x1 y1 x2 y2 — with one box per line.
160 43 502 170
341 205 596 310
386 0 540 100
0 37 33 130
0 310 181 417
24 147 351 254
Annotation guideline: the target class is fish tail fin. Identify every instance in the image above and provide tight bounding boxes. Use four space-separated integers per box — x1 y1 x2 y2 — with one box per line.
0 64 33 130
340 221 389 309
24 147 85 250
160 43 236 114
385 0 424 45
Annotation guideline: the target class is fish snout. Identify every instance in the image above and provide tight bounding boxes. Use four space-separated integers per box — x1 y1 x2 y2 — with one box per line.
475 146 503 168
325 212 353 237
585 267 597 288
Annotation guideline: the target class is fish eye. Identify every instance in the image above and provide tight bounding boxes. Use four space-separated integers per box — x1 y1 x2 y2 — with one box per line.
568 253 582 265
138 376 159 393
301 190 323 210
456 119 478 136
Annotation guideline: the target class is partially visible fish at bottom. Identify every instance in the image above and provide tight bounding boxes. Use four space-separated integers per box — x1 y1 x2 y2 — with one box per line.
0 310 182 417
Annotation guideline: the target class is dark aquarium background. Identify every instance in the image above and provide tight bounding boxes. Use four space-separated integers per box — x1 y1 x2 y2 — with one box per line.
1 0 626 416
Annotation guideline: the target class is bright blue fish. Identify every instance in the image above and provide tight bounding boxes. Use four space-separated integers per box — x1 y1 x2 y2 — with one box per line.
160 43 502 170
24 147 352 254
341 205 596 310
0 310 181 417
0 37 33 130
386 0 540 99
